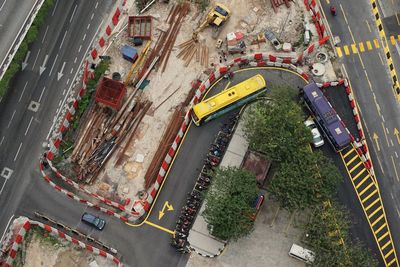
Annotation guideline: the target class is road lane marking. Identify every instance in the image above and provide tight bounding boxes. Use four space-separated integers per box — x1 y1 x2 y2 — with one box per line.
366 41 373 50
38 86 46 102
83 33 86 41
366 20 372 32
51 0 59 16
87 23 91 30
391 156 399 182
340 4 348 24
396 152 399 158
374 39 380 48
18 81 28 102
78 45 82 53
48 54 58 76
91 13 94 20
62 89 66 95
0 0 7 11
32 48 41 70
144 220 174 235
70 4 77 23
7 110 16 128
0 215 14 244
42 26 49 43
336 47 343 58
390 35 396 45
382 122 390 147
343 45 350 55
74 57 77 63
25 116 34 135
39 54 49 75
351 44 358 54
359 42 365 52
60 30 68 49
95 1 98 9
398 35 400 42
0 136 4 146
14 142 22 161
70 68 74 74
378 53 384 65
66 78 70 85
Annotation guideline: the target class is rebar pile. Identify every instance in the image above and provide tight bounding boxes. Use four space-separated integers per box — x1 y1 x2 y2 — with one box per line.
177 39 208 68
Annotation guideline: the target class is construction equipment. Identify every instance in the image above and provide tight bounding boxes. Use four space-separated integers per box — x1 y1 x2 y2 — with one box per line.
124 41 151 86
192 3 231 42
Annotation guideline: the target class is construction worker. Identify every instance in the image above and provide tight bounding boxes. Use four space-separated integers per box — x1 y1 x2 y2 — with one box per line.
330 6 337 16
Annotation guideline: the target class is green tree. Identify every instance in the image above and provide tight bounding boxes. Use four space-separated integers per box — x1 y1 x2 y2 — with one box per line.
244 86 312 163
203 167 259 241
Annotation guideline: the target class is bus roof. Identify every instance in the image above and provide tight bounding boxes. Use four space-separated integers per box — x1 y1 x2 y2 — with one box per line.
192 74 266 118
303 83 351 148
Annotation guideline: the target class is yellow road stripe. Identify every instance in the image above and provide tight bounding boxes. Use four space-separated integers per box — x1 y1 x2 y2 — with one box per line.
349 161 363 173
359 182 374 196
356 175 370 189
366 41 373 50
374 39 380 48
336 47 343 58
366 198 380 211
351 44 358 54
375 222 387 235
343 45 350 55
342 148 355 159
398 35 400 42
390 35 396 45
378 231 389 242
359 42 365 52
368 205 382 219
346 154 359 166
372 214 385 227
144 220 175 235
382 240 392 250
352 168 367 181
388 257 397 266
362 188 377 203
385 249 395 259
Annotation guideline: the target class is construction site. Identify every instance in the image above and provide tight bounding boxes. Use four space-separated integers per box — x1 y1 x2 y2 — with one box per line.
48 0 336 215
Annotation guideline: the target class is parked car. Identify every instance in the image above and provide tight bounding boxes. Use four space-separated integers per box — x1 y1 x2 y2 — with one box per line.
81 212 106 230
304 119 325 148
264 30 282 50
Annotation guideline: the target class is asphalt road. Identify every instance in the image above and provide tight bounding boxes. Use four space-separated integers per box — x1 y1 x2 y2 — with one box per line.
0 0 113 252
0 0 38 79
321 0 400 261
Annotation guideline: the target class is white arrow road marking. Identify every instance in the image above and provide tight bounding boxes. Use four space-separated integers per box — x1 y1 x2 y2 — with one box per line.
57 61 66 80
49 54 58 76
22 51 30 70
39 54 49 75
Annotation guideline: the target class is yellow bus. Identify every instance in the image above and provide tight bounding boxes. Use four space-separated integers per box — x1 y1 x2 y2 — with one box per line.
191 74 267 126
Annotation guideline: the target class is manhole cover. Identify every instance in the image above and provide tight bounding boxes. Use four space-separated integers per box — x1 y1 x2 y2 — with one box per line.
28 101 40 112
311 63 326 77
1 167 13 179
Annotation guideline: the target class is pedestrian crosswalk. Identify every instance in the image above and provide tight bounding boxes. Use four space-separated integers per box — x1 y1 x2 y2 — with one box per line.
340 145 398 266
335 35 400 58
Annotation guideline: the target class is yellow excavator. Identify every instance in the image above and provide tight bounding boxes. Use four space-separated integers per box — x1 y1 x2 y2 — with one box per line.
192 3 231 42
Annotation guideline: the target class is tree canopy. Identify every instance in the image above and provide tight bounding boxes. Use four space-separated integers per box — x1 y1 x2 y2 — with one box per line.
203 167 259 241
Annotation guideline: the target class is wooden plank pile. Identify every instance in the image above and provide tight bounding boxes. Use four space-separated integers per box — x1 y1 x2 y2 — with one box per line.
177 39 208 68
270 0 292 13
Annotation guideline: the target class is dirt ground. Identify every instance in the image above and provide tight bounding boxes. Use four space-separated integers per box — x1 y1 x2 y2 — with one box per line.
85 0 313 208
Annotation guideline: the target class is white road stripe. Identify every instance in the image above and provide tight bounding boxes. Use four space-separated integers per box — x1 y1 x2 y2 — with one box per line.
51 0 59 16
60 30 68 48
25 116 34 135
14 142 22 161
18 81 28 102
87 23 90 30
0 0 7 11
7 110 16 128
48 54 58 76
62 89 66 95
395 152 399 158
74 57 77 63
78 45 82 53
95 1 98 9
70 68 74 74
0 215 14 244
58 99 62 107
66 78 70 85
70 4 77 23
42 26 49 43
83 33 86 41
0 136 4 146
38 86 46 102
32 48 41 70
91 13 94 20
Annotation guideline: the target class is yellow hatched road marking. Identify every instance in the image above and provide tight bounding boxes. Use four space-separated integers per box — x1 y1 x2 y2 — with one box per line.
359 42 365 52
349 161 363 173
362 188 377 203
359 182 374 196
365 198 380 211
343 148 355 158
366 41 373 50
351 44 358 53
375 222 387 235
346 154 359 166
352 168 367 181
343 45 350 55
378 231 389 242
390 35 396 45
382 240 392 250
368 205 382 219
374 39 380 48
388 257 397 266
356 175 370 189
386 249 395 259
144 220 175 235
372 214 385 227
336 47 343 58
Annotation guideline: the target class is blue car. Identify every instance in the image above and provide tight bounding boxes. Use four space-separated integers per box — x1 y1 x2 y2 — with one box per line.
81 212 106 230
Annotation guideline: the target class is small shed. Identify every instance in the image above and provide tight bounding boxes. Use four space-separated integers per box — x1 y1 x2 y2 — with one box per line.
121 45 138 63
241 150 271 189
128 16 152 39
95 76 126 110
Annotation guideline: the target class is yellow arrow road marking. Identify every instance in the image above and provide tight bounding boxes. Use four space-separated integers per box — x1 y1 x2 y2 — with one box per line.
158 201 174 220
373 132 380 151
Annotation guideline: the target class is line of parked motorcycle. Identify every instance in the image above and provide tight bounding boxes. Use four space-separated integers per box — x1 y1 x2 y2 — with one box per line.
171 114 240 253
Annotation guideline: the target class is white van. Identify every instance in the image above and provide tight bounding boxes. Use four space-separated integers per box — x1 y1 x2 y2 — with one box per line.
289 243 315 264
